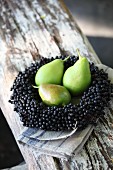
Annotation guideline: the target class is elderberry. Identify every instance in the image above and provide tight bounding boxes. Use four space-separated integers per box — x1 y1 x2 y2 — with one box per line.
9 56 113 131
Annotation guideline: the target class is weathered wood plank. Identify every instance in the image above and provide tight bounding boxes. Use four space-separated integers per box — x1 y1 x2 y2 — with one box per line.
5 0 60 58
25 0 101 63
0 1 60 169
0 0 113 169
0 56 58 170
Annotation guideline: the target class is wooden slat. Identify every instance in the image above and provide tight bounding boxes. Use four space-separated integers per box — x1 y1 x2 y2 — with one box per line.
0 1 60 169
0 0 113 169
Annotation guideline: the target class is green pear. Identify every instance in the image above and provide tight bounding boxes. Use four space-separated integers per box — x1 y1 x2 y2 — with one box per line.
37 84 71 106
35 57 70 86
63 49 91 96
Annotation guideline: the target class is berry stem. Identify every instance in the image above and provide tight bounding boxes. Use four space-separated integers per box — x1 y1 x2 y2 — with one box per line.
76 48 83 60
63 55 70 62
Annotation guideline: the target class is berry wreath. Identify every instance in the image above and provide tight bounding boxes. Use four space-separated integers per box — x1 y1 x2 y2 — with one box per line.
9 56 113 131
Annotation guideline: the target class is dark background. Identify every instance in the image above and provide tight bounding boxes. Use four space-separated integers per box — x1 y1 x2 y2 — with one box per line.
64 0 113 68
0 0 113 169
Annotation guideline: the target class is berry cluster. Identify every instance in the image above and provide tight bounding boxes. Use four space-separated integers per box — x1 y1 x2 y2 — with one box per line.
9 56 113 131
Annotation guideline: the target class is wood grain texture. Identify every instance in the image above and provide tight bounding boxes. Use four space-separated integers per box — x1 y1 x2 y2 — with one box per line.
0 0 113 169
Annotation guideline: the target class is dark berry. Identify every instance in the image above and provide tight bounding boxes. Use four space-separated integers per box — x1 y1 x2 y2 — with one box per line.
9 57 113 131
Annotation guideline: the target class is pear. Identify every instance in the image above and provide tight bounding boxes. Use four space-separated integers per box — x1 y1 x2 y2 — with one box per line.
63 49 91 96
35 84 71 106
35 57 70 86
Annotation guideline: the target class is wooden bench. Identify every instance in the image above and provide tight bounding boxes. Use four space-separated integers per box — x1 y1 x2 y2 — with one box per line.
0 0 113 169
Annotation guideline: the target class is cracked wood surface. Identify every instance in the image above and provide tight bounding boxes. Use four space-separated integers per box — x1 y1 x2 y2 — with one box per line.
0 0 113 169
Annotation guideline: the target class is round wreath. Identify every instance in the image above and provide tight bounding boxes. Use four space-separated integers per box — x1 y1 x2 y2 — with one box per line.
9 56 113 131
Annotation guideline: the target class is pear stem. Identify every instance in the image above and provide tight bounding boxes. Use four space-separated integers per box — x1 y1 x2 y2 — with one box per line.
63 55 70 62
76 48 82 60
32 85 39 88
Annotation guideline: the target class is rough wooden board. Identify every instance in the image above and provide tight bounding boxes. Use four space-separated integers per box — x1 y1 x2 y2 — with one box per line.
0 0 113 169
0 1 59 170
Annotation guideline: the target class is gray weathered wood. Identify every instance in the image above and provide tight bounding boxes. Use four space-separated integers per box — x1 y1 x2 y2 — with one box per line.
0 0 113 169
